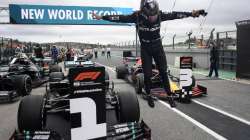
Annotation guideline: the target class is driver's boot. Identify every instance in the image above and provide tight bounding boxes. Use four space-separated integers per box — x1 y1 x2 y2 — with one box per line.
146 94 155 108
167 92 176 108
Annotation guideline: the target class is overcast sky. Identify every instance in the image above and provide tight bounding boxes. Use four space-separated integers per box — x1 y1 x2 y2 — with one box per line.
0 0 249 44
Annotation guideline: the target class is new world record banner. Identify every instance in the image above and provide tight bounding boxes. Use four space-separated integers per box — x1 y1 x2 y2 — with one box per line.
9 4 133 25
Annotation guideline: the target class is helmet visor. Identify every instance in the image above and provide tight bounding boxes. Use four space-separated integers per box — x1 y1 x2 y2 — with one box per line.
142 0 159 16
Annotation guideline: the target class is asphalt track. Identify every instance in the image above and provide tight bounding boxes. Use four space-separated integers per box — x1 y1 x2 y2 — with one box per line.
0 51 250 140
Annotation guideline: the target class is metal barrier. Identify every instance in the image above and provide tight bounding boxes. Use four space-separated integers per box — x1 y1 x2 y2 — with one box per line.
216 31 237 71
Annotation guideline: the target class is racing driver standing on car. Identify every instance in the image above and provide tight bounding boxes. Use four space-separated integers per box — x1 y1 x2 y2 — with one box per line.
93 0 206 108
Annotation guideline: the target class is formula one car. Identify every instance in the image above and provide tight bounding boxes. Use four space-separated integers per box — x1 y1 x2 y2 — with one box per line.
12 66 151 140
7 54 59 87
30 56 57 76
0 64 32 102
116 51 207 103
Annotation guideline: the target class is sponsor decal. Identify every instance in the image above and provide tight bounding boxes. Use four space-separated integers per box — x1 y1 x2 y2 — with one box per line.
74 89 102 94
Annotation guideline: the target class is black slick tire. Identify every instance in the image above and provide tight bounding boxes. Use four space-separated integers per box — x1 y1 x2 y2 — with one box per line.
18 95 45 132
117 91 140 123
12 75 32 96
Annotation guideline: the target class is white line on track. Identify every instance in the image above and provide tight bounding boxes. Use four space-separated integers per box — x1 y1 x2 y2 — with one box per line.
193 100 250 125
158 100 227 140
96 62 228 140
95 62 116 72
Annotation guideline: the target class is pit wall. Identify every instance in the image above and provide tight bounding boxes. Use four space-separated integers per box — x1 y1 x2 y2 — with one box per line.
111 48 210 69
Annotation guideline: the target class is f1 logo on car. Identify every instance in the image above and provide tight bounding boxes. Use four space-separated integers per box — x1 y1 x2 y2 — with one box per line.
74 72 101 81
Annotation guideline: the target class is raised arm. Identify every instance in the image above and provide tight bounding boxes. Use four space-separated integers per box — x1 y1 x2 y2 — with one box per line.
92 11 137 23
161 10 207 21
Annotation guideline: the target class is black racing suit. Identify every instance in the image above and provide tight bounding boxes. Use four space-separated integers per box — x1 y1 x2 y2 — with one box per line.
103 11 193 95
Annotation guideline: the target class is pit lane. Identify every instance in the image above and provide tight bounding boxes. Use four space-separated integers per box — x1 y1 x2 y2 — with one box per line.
0 52 250 140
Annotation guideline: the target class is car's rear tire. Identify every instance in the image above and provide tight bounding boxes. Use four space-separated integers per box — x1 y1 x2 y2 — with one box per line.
12 75 32 96
135 74 144 94
49 65 62 73
49 72 64 82
116 65 128 79
18 95 45 132
184 76 195 103
116 91 140 123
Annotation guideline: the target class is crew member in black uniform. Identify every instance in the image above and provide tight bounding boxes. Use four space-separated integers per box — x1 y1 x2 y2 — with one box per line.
93 0 206 107
34 44 44 59
207 41 219 78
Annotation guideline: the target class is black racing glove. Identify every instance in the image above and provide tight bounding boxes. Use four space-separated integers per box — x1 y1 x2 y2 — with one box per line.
192 10 207 17
198 10 208 16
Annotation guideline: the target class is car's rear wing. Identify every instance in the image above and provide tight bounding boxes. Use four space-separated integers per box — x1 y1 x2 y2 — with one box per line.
64 60 94 69
68 66 106 94
121 50 140 66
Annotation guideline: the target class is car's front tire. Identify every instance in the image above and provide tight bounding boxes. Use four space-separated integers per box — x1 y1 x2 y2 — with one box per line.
18 95 45 132
116 91 140 123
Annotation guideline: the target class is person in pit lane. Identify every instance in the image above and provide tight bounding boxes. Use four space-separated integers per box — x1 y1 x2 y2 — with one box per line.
93 0 206 108
34 44 44 59
101 47 105 56
51 45 59 64
106 47 111 59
